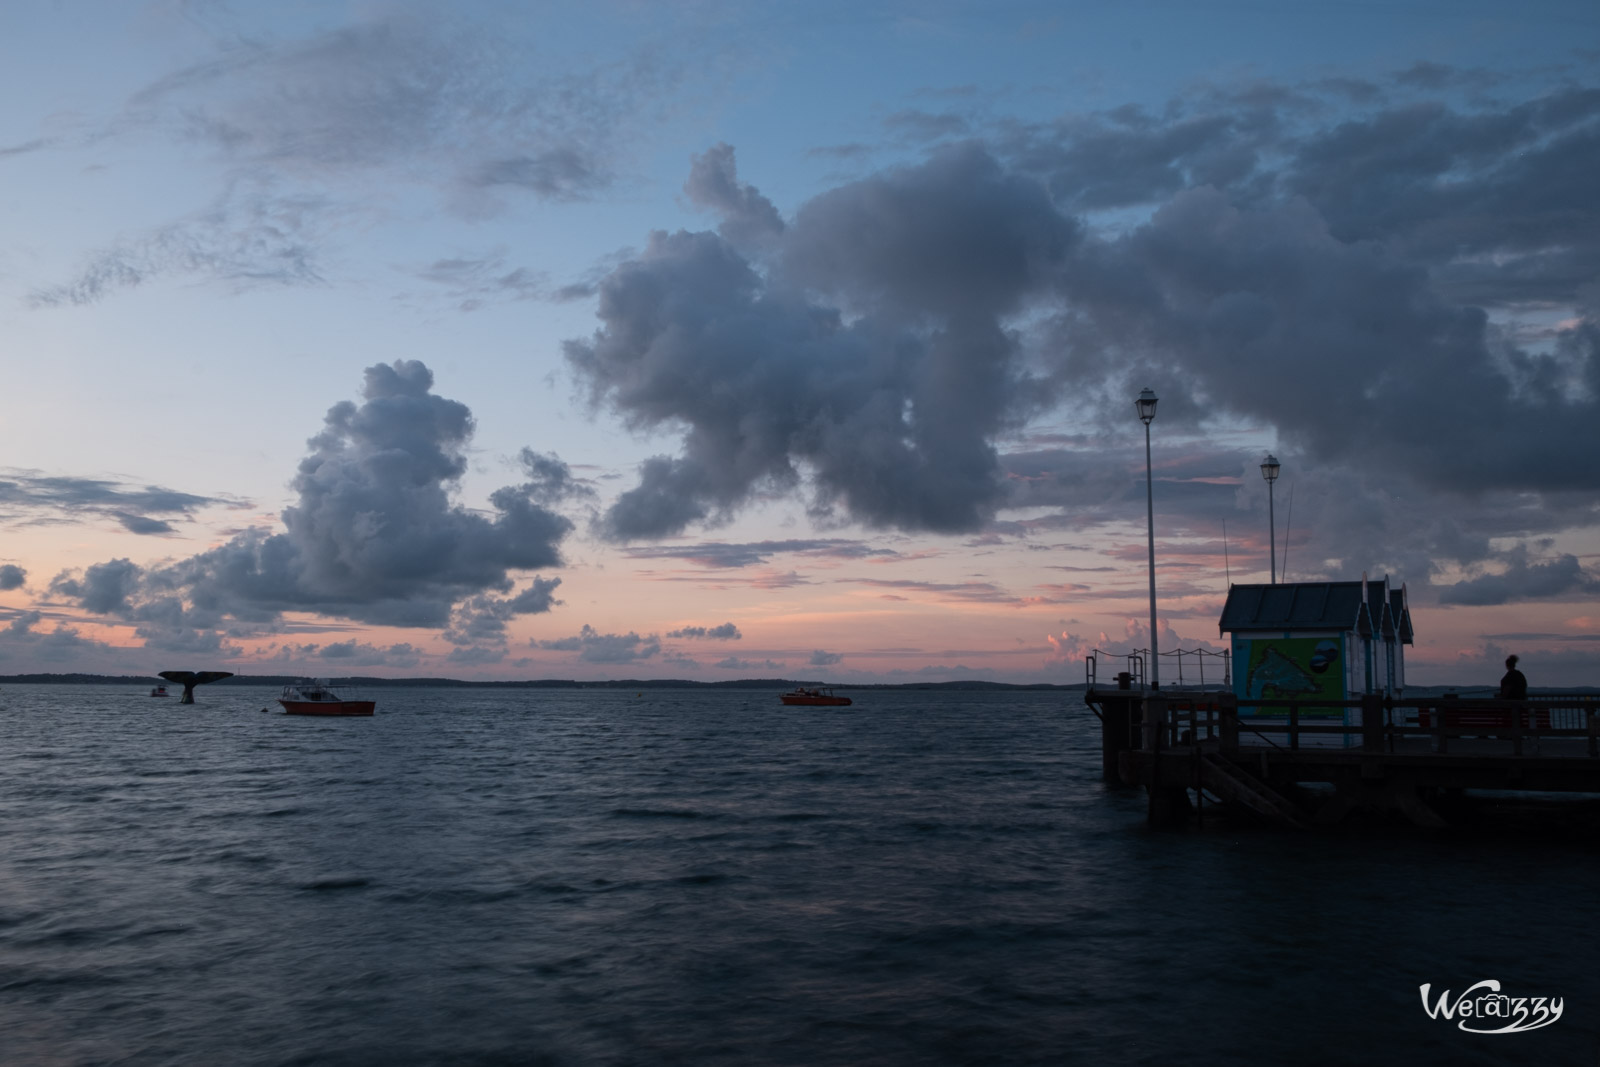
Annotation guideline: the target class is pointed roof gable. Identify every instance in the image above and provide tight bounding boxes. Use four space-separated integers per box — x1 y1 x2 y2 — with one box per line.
1219 576 1414 642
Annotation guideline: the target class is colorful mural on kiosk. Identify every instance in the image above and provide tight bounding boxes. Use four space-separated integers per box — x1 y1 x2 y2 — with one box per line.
1234 635 1347 717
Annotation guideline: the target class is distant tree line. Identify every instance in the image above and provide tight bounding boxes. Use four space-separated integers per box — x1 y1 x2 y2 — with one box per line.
0 672 1080 691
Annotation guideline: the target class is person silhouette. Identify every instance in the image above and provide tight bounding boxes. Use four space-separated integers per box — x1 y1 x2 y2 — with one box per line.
1498 655 1528 700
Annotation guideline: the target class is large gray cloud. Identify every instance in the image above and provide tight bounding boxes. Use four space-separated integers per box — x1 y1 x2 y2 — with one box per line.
568 143 1077 539
0 565 26 591
1051 186 1600 493
1438 550 1600 607
568 73 1600 606
52 362 575 645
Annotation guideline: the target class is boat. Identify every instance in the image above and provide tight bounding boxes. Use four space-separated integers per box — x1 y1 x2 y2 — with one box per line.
278 680 376 717
149 684 168 697
779 686 852 707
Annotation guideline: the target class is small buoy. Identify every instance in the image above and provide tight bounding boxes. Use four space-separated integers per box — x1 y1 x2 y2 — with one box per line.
260 707 271 713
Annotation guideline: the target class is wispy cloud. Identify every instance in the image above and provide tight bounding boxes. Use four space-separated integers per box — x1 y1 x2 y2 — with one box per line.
845 577 1018 604
26 9 702 304
623 539 899 568
0 469 237 533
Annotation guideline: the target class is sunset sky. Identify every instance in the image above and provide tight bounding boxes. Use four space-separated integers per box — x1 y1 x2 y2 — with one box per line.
3 0 1598 685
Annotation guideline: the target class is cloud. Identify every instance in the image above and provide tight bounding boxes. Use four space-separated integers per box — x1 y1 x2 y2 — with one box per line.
564 73 1600 595
0 613 121 664
666 622 741 639
0 470 232 532
1438 551 1600 606
470 149 606 201
272 640 422 668
1045 630 1094 665
51 559 142 615
624 539 895 568
515 448 599 506
30 9 700 303
28 185 327 307
713 656 783 671
126 15 659 195
51 362 575 648
0 565 26 591
884 109 971 142
412 250 547 311
447 644 507 666
567 143 1077 540
536 623 661 663
442 578 564 646
1049 186 1600 495
846 577 1017 604
683 142 784 250
809 649 843 666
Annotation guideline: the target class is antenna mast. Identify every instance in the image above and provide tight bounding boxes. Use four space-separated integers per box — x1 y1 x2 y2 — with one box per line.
1280 483 1294 584
1222 518 1231 586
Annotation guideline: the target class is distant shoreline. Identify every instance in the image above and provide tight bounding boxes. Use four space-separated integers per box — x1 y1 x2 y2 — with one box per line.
0 673 1080 692
4 673 1596 695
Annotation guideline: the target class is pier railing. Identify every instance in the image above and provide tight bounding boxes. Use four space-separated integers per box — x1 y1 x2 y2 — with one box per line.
1084 648 1231 691
1139 693 1600 758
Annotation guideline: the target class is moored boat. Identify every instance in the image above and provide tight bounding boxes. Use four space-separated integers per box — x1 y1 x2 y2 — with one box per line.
278 680 375 716
779 686 852 707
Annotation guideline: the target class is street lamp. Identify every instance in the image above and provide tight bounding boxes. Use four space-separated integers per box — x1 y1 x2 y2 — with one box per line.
1261 453 1280 584
1137 388 1159 688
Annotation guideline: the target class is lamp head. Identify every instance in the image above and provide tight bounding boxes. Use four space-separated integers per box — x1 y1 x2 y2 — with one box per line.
1260 454 1281 483
1135 387 1158 425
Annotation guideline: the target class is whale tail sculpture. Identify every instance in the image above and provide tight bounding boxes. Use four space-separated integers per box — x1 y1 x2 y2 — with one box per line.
158 670 234 704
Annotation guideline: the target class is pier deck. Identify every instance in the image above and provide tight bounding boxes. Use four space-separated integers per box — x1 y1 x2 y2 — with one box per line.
1086 688 1600 828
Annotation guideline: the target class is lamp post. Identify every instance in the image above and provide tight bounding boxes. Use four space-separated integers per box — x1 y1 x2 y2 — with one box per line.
1261 454 1280 584
1137 388 1159 689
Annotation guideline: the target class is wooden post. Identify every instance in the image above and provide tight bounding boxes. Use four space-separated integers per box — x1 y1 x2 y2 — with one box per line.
1142 694 1167 752
1361 694 1383 752
1588 707 1598 759
1289 702 1300 751
1100 695 1132 784
1220 700 1239 755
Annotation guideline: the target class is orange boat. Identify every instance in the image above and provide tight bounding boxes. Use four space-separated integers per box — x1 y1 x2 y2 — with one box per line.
779 687 852 707
278 680 375 717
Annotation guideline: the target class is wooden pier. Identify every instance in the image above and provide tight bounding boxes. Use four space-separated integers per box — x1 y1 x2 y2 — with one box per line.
1086 685 1600 829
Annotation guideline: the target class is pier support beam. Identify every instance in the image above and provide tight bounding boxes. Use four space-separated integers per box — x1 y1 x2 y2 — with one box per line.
1147 786 1192 828
1313 780 1449 829
1098 695 1136 785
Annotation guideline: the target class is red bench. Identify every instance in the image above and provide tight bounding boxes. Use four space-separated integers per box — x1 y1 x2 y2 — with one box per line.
1416 707 1551 730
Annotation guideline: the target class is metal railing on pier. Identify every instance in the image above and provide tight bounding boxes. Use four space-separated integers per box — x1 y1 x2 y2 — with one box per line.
1084 648 1231 691
1137 693 1600 758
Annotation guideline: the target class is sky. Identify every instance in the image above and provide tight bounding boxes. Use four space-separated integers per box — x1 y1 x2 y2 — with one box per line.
2 0 1599 686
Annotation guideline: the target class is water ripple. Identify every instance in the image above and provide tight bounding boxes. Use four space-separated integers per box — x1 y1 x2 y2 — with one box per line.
0 684 1596 1065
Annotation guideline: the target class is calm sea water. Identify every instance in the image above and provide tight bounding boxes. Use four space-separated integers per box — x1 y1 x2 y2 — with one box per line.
1 684 1595 1066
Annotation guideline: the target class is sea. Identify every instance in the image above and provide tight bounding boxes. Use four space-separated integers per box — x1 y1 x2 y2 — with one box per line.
1 684 1595 1066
